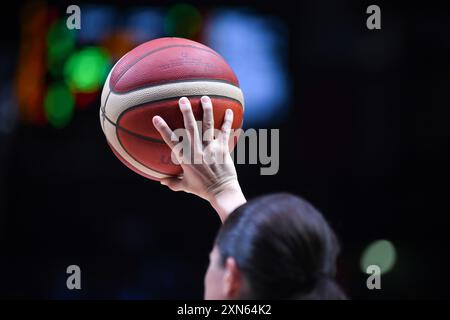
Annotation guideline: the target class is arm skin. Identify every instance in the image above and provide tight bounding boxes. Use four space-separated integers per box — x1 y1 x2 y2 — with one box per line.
152 96 246 222
209 180 247 222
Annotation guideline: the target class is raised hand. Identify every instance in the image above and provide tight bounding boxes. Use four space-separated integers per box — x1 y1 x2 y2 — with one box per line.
152 96 246 221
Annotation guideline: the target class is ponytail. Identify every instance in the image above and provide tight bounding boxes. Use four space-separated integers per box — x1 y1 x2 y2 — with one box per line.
216 193 346 300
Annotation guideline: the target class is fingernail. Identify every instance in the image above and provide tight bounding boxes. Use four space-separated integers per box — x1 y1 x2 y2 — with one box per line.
153 116 161 125
226 109 232 116
179 97 188 105
153 116 163 125
201 96 210 104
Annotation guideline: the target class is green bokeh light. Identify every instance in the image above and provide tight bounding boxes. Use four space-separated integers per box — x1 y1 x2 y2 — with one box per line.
64 47 111 93
164 3 202 38
47 20 76 76
44 83 75 128
360 239 397 275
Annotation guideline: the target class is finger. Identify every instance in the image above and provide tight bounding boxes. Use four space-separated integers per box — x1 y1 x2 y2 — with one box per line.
160 177 184 192
152 116 177 149
178 97 202 155
219 108 234 145
179 97 200 142
201 96 214 142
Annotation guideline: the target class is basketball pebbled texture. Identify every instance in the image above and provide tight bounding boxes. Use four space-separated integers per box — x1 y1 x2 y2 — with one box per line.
100 37 244 180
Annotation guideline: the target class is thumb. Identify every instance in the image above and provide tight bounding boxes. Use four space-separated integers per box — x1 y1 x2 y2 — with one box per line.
160 177 185 192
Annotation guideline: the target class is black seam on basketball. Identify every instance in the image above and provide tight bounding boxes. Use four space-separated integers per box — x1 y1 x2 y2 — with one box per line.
116 94 243 121
101 90 112 128
105 114 165 144
103 94 243 140
111 44 221 88
116 127 175 177
110 78 241 94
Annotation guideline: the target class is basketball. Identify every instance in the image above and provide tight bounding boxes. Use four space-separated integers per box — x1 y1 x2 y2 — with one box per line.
100 37 244 181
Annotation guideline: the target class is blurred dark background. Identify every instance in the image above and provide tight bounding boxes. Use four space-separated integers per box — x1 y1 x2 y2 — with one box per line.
0 0 449 299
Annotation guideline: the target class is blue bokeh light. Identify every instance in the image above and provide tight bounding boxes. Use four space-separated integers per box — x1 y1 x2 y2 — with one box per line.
206 10 290 127
77 5 116 43
126 8 165 43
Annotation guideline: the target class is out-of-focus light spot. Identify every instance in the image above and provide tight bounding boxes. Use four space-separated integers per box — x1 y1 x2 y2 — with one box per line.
44 83 74 128
47 19 76 76
164 3 201 38
77 5 115 43
360 239 397 275
206 10 290 127
101 31 135 61
127 8 164 43
64 47 111 92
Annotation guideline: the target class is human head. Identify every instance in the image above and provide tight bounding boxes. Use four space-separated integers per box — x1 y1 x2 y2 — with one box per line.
204 193 346 299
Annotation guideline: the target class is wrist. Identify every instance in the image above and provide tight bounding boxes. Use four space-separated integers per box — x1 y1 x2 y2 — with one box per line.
209 180 246 222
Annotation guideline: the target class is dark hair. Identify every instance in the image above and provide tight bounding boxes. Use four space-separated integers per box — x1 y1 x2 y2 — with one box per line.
215 193 346 300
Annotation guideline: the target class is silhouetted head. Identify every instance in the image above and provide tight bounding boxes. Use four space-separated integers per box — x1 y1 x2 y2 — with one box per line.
204 193 346 300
